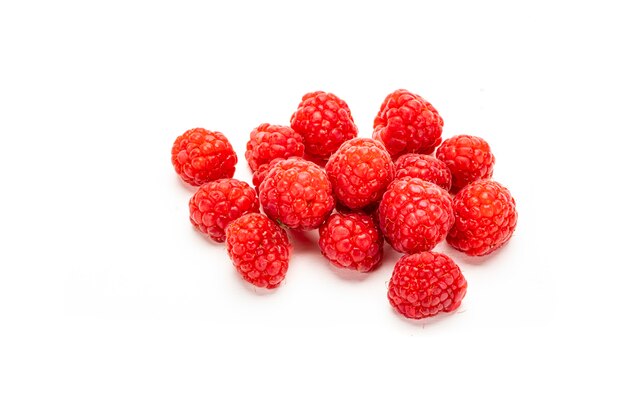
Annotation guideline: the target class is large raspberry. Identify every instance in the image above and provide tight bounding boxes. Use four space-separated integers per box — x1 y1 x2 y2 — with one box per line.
378 178 454 254
325 138 395 210
373 89 443 157
245 123 305 172
225 213 291 289
171 128 237 186
290 91 358 159
259 158 335 230
436 135 495 192
394 153 452 191
189 178 259 242
318 212 384 272
388 251 467 320
447 179 517 256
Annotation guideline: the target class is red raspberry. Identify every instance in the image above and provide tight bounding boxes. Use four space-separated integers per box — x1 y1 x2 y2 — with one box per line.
394 153 452 191
259 158 335 230
251 161 272 191
189 179 259 242
373 89 443 157
325 138 395 209
377 178 454 254
225 213 291 289
447 179 517 256
318 212 384 272
388 251 467 320
436 135 495 192
171 128 237 186
290 91 358 159
245 123 305 172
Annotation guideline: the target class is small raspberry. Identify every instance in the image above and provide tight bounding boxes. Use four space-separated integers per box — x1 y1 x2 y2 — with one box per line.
259 158 335 230
373 89 443 157
325 138 395 209
436 135 495 192
225 213 291 289
447 179 517 256
388 251 467 320
394 153 452 191
245 123 305 172
189 179 259 242
378 178 454 254
290 91 358 159
318 212 384 272
171 128 237 186
251 161 272 191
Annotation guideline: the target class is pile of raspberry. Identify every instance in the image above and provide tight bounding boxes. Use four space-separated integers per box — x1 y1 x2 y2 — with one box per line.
171 89 518 321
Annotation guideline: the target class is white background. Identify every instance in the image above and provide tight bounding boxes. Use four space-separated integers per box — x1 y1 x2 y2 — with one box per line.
1 0 625 415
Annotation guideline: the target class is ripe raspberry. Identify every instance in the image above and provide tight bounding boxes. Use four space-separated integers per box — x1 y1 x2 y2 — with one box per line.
318 212 384 272
189 179 259 242
447 179 517 256
259 158 335 230
245 123 305 172
225 213 291 289
436 135 495 192
394 153 452 191
171 128 237 186
378 178 454 254
251 161 272 190
325 138 395 210
290 91 358 159
388 251 467 320
373 89 443 157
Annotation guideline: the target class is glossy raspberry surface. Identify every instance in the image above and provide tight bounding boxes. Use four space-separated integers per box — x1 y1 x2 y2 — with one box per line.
259 158 335 230
290 91 358 159
189 179 259 242
245 123 305 172
373 89 443 157
388 251 467 319
225 213 291 289
171 128 237 186
436 135 495 192
447 180 517 256
325 138 395 209
318 212 384 272
394 153 452 191
378 178 454 254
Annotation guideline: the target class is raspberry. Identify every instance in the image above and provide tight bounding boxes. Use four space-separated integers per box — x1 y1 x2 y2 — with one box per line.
436 135 495 192
394 153 452 191
325 138 395 209
225 213 292 289
259 158 335 230
377 178 454 254
447 179 517 256
251 161 272 191
245 123 305 172
290 91 358 159
171 128 237 186
318 212 384 272
388 251 467 320
189 179 259 242
373 89 443 157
